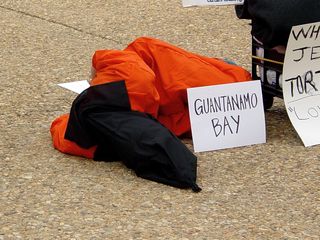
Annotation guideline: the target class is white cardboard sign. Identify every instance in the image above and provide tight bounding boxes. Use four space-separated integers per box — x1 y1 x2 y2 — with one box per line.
182 0 244 7
187 81 266 152
282 22 320 147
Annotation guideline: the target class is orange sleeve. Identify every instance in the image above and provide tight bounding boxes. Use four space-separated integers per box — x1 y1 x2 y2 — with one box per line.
124 37 252 136
50 114 97 159
90 50 160 118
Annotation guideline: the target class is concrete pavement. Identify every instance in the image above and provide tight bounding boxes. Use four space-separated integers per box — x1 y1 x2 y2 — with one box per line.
1 1 319 239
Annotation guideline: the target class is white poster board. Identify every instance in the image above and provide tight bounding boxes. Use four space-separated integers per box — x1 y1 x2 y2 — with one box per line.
187 81 266 152
182 0 244 7
282 22 320 147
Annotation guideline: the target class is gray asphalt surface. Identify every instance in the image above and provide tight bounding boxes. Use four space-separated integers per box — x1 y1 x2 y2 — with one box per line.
1 1 319 239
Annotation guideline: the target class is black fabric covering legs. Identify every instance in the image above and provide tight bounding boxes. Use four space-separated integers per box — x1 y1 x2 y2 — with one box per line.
65 81 201 192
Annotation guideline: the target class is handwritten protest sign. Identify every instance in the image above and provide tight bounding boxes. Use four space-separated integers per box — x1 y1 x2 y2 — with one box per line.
282 22 320 147
182 0 244 7
187 81 266 152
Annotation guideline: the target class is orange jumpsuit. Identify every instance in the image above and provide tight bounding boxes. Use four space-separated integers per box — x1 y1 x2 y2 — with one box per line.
51 37 251 158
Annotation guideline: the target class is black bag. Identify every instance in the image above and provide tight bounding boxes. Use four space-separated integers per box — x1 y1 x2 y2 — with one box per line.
236 0 320 47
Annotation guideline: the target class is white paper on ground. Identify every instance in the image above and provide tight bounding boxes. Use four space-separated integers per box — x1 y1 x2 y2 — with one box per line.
182 0 244 7
57 80 90 94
